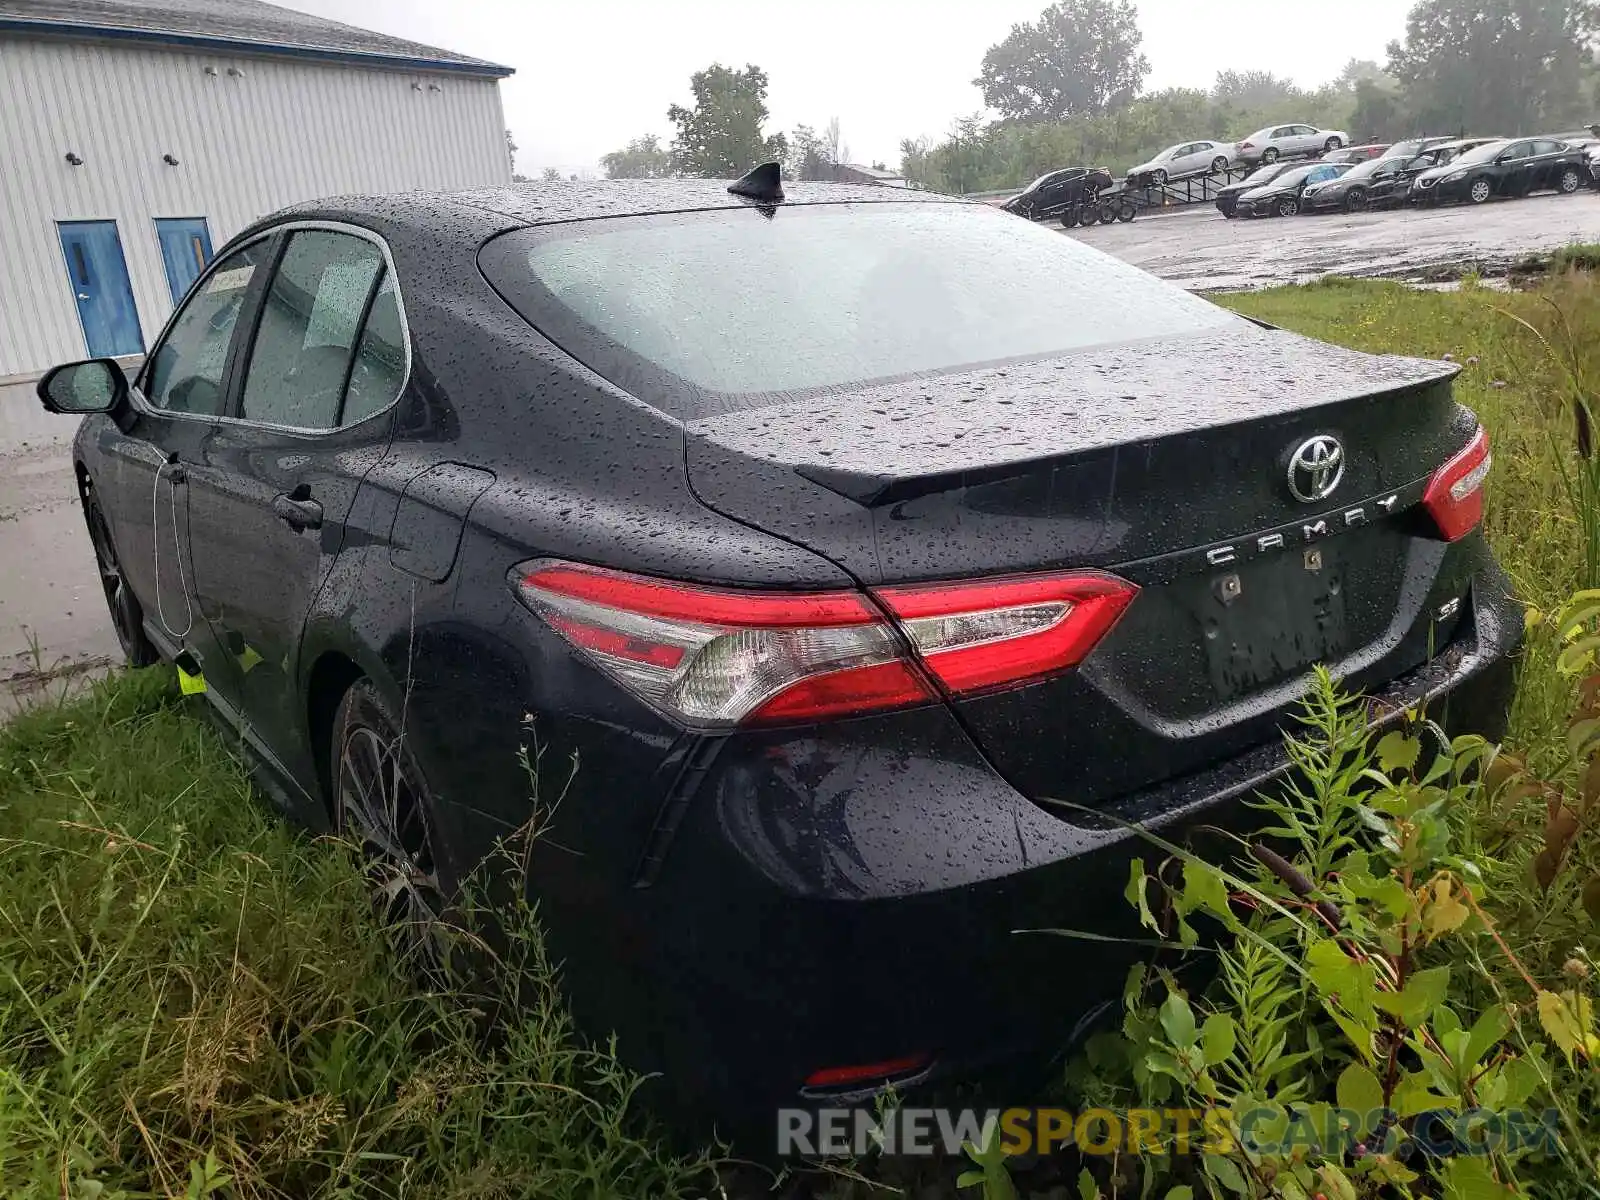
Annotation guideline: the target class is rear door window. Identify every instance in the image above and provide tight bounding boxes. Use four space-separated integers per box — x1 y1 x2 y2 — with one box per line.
481 202 1237 420
239 230 385 430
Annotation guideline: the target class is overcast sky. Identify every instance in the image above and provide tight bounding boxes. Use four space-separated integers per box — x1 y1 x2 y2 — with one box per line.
287 0 1416 176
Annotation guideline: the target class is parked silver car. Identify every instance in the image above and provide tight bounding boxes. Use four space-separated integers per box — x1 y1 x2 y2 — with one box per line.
1235 124 1348 165
1126 140 1237 183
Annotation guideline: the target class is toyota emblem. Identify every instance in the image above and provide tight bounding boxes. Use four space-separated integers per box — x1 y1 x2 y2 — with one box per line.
1287 435 1344 503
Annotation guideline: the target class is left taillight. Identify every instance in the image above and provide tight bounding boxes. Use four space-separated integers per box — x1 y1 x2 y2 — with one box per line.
1422 425 1491 542
511 561 1137 727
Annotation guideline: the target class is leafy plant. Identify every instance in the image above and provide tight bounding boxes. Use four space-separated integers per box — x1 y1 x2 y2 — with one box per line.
1071 669 1594 1198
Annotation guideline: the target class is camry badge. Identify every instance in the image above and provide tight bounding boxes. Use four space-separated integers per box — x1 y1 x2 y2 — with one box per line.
1287 435 1345 504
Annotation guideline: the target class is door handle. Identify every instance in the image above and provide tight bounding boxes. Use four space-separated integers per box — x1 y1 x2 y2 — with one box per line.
272 492 323 531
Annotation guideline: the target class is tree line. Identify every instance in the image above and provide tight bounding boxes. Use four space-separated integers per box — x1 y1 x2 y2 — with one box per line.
596 0 1600 192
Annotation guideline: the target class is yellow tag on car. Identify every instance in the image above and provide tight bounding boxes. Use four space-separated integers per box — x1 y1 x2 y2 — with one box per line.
177 664 207 695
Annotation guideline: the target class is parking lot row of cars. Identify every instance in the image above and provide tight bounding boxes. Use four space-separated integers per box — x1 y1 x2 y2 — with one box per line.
1127 123 1352 184
1217 133 1600 218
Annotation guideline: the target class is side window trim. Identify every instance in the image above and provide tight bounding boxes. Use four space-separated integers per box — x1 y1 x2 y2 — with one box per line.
335 264 388 427
136 220 412 435
218 231 286 421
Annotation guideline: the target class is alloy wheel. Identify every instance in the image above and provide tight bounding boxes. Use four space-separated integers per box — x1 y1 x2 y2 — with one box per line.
1152 169 1167 185
1469 179 1492 204
1277 196 1299 217
1211 156 1229 173
1263 147 1279 164
84 497 155 665
336 713 449 971
1345 188 1368 213
1561 169 1583 194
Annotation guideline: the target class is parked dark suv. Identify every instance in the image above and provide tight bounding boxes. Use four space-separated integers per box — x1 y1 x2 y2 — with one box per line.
1001 166 1114 223
37 177 1520 1132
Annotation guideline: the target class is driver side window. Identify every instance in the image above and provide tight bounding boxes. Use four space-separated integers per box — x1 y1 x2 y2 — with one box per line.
144 241 272 416
240 230 385 430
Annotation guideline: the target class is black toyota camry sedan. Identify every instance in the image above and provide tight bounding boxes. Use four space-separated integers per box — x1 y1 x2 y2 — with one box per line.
38 176 1519 1130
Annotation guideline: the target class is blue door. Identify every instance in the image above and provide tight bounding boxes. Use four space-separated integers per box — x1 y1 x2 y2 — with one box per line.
155 218 214 305
57 221 144 357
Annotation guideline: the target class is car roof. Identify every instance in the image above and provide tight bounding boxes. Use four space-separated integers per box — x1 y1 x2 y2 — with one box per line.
277 179 958 233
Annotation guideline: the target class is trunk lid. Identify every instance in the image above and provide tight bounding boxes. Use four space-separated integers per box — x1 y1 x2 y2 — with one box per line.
685 324 1475 804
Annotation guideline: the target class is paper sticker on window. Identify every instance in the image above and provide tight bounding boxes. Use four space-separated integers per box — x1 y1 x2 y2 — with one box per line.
206 266 255 294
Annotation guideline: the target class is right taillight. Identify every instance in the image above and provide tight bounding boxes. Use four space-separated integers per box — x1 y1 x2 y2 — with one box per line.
511 560 1137 728
1423 425 1491 541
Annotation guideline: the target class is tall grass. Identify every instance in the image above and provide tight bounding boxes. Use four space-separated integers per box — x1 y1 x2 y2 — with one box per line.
0 669 709 1198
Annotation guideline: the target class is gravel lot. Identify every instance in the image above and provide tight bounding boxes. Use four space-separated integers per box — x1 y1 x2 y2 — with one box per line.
1064 189 1600 289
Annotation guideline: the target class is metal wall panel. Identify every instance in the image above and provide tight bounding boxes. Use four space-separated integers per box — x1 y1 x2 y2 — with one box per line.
0 34 510 378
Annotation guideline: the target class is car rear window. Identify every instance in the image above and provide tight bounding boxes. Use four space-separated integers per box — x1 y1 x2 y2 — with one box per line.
479 202 1236 419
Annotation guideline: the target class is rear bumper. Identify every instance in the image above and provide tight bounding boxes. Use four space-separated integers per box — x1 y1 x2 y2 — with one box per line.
608 564 1521 1134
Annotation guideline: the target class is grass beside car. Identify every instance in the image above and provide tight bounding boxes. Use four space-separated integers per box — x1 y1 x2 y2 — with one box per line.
3 270 1599 1197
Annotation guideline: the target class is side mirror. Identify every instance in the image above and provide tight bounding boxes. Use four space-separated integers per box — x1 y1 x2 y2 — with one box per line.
37 359 127 415
1495 152 1513 163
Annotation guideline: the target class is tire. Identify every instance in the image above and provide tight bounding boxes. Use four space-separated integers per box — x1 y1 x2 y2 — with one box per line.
1468 178 1493 204
1097 202 1117 224
332 678 453 974
1324 136 1344 151
1079 206 1100 227
1152 168 1168 185
1115 199 1137 222
1344 187 1368 213
82 488 159 667
1261 146 1280 165
1276 196 1300 217
1059 210 1076 227
1211 156 1229 173
1560 167 1583 194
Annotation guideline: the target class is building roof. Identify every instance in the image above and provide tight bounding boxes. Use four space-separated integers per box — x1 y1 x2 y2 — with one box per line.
0 0 513 76
840 164 908 183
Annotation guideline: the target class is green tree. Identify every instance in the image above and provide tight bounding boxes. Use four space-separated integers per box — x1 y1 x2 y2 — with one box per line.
666 63 787 177
1334 57 1392 90
600 134 672 179
1387 0 1600 136
974 0 1149 122
786 118 846 180
1212 69 1303 111
1349 77 1406 141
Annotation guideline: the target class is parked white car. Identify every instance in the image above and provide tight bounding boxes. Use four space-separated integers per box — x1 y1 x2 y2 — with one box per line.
1235 124 1349 165
1126 140 1237 183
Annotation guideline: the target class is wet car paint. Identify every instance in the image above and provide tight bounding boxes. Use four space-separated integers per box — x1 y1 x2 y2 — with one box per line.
60 182 1523 1137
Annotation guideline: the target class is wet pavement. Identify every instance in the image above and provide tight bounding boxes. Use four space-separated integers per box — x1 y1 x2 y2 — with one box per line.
0 393 120 713
1065 190 1600 289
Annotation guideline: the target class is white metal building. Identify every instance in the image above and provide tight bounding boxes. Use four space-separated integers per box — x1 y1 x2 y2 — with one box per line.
0 0 513 382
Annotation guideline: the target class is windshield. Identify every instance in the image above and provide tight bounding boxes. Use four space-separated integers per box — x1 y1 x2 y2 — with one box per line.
1452 140 1512 167
480 203 1237 419
1242 163 1286 184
